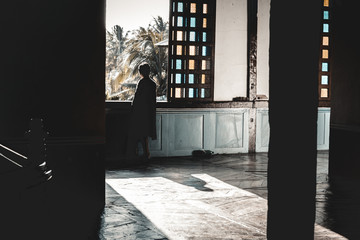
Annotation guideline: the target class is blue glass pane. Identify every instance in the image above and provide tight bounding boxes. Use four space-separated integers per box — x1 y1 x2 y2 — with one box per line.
190 31 196 41
202 46 207 56
190 17 196 27
178 2 183 12
176 74 181 84
189 74 194 84
189 88 194 98
201 88 205 98
324 11 329 20
321 75 328 85
177 17 183 27
195 88 199 98
173 2 175 12
202 32 207 42
322 62 328 72
176 59 182 69
171 59 174 69
323 23 329 33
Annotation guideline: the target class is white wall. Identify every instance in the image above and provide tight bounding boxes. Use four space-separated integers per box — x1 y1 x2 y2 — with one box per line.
214 0 270 101
214 0 248 101
257 0 270 98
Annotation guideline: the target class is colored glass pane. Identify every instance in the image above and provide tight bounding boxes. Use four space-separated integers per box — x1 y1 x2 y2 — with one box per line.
190 17 196 27
322 62 328 72
176 59 182 69
202 46 207 56
176 74 181 84
189 31 196 41
321 75 329 85
203 4 208 14
323 23 329 33
189 46 195 56
322 49 329 59
189 88 194 98
175 88 182 98
324 11 329 20
177 31 183 41
203 18 207 28
177 16 183 27
177 45 182 55
189 60 195 70
178 2 183 12
324 0 329 7
189 74 194 84
321 88 328 98
190 3 196 13
203 32 207 42
201 88 205 98
323 36 329 46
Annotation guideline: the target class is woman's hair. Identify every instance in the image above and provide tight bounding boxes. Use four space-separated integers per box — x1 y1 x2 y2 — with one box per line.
138 63 151 77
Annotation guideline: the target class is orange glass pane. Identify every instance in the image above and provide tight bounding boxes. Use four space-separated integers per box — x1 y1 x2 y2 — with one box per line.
322 49 329 59
190 3 196 13
202 60 207 70
323 36 329 46
201 74 206 84
203 18 207 28
177 45 182 55
321 88 328 98
324 0 329 7
203 4 208 14
189 60 195 70
175 88 182 98
177 31 183 41
189 46 195 56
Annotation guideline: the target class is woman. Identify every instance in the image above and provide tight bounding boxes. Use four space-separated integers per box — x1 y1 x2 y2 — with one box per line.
126 63 157 162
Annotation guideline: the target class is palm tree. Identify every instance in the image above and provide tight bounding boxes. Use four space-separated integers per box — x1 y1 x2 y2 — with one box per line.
121 17 169 97
105 25 128 97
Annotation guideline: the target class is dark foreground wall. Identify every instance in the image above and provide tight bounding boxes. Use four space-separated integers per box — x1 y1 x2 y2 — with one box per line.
329 1 360 180
0 1 105 239
267 1 321 239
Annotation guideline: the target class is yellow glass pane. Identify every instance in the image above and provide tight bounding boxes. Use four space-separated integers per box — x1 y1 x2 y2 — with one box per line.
170 88 173 97
177 45 182 55
324 0 329 7
203 4 208 14
322 49 329 59
323 36 329 46
175 88 182 98
189 46 195 56
190 3 196 13
189 60 195 70
202 60 206 70
203 18 207 28
321 88 328 98
177 31 183 41
201 74 205 84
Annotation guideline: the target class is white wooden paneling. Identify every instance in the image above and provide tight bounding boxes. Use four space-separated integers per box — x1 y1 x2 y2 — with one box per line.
149 108 249 157
256 109 270 152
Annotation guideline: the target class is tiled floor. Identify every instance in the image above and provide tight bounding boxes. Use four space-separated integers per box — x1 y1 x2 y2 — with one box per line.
99 152 350 240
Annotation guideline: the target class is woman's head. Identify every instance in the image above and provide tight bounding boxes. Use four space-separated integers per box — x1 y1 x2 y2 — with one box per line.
138 62 151 77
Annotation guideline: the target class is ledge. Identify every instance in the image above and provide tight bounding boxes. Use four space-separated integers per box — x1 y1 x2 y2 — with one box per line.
105 100 269 110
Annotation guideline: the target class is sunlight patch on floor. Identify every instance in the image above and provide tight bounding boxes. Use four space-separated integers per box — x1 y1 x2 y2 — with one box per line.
106 174 346 240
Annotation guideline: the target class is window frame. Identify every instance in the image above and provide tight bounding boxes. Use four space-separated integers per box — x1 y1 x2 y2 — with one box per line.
168 0 216 102
318 0 331 106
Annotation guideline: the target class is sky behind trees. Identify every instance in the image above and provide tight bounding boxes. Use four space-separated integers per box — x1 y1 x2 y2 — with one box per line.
106 0 169 32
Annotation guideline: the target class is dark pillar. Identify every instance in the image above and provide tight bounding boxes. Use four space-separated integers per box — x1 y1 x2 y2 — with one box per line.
0 0 105 239
247 0 258 153
329 1 360 180
267 1 321 239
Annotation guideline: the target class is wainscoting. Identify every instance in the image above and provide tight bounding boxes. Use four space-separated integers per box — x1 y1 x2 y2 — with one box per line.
149 107 330 156
149 108 249 157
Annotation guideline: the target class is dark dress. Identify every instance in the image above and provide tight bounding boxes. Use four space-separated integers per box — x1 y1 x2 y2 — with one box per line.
130 76 157 141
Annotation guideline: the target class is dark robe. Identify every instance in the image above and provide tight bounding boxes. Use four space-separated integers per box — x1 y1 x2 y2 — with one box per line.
130 76 157 140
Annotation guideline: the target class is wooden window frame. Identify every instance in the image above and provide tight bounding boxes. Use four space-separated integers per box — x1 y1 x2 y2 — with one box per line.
318 0 331 107
168 0 216 102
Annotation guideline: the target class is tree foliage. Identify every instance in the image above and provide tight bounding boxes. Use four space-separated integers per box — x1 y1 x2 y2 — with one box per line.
105 17 168 100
